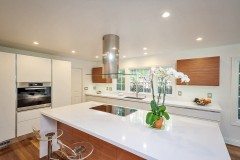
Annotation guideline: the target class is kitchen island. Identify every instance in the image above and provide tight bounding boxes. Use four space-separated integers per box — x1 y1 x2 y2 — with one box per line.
40 101 230 160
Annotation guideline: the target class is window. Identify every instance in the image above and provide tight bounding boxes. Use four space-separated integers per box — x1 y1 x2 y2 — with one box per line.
231 57 240 126
129 68 151 93
158 85 173 95
157 76 173 95
116 69 125 91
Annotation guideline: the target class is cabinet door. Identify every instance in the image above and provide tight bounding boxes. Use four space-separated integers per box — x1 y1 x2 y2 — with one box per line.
17 54 51 82
177 56 220 86
0 52 16 142
92 67 112 83
52 60 71 108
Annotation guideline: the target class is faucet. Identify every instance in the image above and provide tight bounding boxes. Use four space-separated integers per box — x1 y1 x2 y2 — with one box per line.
135 82 140 98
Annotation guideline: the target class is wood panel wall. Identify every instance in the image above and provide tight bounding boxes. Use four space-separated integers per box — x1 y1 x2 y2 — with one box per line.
176 56 220 86
57 122 144 160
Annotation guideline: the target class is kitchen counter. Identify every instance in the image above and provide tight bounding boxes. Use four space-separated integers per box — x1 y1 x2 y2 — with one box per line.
40 101 229 160
85 93 222 113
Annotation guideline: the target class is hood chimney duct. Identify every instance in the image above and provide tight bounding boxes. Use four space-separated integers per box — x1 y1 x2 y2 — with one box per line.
102 34 119 79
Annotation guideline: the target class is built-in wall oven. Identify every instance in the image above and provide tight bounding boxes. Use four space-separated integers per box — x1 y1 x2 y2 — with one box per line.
17 82 51 112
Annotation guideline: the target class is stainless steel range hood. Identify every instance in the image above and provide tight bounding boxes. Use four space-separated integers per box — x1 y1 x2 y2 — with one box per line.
102 34 119 79
86 34 134 78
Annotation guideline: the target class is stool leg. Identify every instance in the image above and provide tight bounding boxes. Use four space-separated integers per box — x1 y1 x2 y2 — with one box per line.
47 138 53 160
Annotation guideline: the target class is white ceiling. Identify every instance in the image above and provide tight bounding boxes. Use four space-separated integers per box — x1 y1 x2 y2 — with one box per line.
0 0 240 61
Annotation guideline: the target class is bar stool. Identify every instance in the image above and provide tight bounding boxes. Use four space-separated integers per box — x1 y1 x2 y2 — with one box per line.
32 127 63 160
33 126 94 160
58 140 94 160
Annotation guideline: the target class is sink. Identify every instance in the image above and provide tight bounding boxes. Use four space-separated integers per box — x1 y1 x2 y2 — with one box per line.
124 96 145 100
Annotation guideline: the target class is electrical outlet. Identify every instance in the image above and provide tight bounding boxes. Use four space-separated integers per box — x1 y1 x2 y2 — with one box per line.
84 87 88 90
178 91 182 96
106 87 108 91
207 93 212 98
109 87 112 91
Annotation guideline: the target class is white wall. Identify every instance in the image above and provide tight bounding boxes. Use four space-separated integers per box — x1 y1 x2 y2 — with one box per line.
94 43 240 146
121 43 240 146
0 45 98 100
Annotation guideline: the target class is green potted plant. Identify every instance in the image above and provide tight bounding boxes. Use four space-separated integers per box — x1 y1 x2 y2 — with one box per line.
144 67 190 129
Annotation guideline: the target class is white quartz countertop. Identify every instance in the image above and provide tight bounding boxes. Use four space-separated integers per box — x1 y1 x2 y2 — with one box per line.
41 101 229 160
85 93 222 112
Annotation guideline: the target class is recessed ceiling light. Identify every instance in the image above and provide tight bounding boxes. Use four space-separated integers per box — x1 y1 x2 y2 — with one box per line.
144 52 148 55
196 37 203 41
123 55 126 58
161 12 170 18
112 47 117 50
143 47 147 50
95 55 99 59
71 50 76 54
33 41 39 45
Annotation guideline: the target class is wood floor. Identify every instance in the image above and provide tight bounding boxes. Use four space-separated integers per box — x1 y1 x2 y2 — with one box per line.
0 137 239 160
227 144 240 160
0 138 39 160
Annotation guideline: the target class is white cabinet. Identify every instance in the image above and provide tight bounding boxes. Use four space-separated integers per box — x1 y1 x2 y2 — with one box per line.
17 54 51 82
17 107 50 137
52 60 71 108
0 52 16 142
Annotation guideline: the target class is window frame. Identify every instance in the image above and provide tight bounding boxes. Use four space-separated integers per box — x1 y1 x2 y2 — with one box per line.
116 69 125 91
231 57 240 126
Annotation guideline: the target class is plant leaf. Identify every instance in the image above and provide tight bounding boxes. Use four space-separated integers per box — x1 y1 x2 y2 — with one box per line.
159 105 166 112
163 112 170 120
150 100 158 112
146 112 159 125
159 111 163 117
146 112 153 124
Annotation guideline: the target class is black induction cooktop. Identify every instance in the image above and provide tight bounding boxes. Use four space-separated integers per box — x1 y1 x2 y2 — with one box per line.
90 105 137 117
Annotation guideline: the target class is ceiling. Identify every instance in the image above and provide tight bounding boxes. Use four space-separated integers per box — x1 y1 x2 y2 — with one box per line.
0 0 240 61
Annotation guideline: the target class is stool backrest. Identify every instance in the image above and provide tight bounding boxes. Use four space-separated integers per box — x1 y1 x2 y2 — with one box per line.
58 140 78 160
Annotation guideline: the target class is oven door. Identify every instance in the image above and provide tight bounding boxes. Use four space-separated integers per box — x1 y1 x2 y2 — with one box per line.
17 87 51 111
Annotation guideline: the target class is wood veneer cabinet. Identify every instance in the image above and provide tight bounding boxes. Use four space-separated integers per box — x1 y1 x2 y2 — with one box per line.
58 122 144 160
92 67 112 83
177 56 220 86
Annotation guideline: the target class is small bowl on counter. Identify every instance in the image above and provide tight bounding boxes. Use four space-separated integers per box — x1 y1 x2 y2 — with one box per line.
194 98 212 106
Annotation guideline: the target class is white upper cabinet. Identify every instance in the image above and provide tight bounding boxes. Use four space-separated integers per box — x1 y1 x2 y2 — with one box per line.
17 54 51 82
0 52 16 142
52 60 71 108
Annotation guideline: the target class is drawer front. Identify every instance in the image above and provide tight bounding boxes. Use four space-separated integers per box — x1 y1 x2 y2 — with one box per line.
17 118 40 137
86 95 107 103
17 107 51 122
167 106 221 122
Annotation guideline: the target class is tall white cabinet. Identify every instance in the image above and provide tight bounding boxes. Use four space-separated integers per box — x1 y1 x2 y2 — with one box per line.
0 52 16 142
0 53 72 139
17 54 51 82
52 60 71 108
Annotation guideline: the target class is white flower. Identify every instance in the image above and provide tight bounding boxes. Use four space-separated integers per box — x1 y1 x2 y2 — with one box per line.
181 75 190 83
166 68 177 76
143 66 190 84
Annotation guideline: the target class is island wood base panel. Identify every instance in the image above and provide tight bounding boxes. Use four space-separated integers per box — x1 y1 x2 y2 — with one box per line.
57 122 144 160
